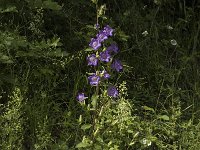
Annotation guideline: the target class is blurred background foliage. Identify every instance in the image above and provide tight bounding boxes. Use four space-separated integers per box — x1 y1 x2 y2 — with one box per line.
0 0 200 149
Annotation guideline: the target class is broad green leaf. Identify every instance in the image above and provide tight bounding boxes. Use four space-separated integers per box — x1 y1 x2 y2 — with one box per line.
76 142 90 148
142 106 155 112
81 124 92 130
158 115 170 121
0 55 13 64
91 94 98 109
0 6 18 13
43 0 62 10
127 129 133 133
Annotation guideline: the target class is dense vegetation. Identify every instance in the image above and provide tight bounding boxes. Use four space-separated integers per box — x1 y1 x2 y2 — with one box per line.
0 0 200 149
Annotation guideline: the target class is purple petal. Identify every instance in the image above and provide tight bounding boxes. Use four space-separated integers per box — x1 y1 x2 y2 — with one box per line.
111 59 123 72
96 31 108 42
87 54 98 66
89 38 101 50
77 93 87 102
88 74 100 86
103 25 114 36
106 44 119 54
100 51 111 62
107 86 118 97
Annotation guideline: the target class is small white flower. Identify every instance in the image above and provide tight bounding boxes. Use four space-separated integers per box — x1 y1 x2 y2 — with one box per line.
141 138 152 146
167 25 173 30
170 39 177 46
142 138 147 145
143 5 147 10
147 141 151 146
142 31 148 36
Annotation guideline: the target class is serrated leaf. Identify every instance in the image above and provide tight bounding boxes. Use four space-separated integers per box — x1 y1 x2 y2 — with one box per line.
81 124 92 130
158 115 169 121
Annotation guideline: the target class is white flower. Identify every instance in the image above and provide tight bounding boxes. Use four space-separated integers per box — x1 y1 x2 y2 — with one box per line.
143 5 147 10
141 138 152 146
142 31 148 36
167 25 173 30
170 39 177 46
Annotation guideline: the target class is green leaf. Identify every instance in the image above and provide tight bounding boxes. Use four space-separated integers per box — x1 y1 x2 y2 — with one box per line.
0 6 18 13
0 55 14 64
91 0 97 4
158 115 169 121
43 0 62 10
81 124 92 130
91 94 98 109
76 142 90 148
143 106 155 112
85 48 93 52
127 129 134 133
4 60 14 64
50 37 61 47
118 30 130 41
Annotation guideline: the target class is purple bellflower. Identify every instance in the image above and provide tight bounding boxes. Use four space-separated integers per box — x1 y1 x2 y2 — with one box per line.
106 44 119 54
77 93 88 102
88 74 100 86
111 59 123 72
96 31 108 42
107 86 119 97
87 54 98 66
103 25 114 36
100 51 111 62
89 38 101 50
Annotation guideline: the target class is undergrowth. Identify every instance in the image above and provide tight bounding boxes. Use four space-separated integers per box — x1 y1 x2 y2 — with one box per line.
0 0 200 149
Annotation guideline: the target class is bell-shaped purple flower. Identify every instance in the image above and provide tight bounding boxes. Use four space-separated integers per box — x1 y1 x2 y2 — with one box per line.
106 44 119 54
89 38 101 50
87 54 98 66
96 31 108 42
88 74 100 86
100 51 111 62
103 25 114 36
107 86 118 97
77 93 88 102
111 59 123 72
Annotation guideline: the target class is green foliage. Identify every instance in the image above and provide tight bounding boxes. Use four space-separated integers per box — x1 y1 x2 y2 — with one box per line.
0 88 24 150
0 0 200 149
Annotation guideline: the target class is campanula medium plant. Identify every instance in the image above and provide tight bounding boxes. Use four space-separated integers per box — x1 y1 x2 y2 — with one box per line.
75 4 133 148
77 24 123 103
